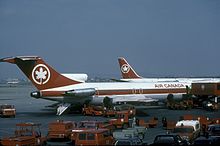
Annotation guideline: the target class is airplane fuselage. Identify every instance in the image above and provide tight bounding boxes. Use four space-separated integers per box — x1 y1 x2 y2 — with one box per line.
39 82 190 104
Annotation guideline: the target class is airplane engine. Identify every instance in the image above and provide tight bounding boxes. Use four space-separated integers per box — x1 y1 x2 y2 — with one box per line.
30 91 41 98
167 94 184 101
65 88 96 97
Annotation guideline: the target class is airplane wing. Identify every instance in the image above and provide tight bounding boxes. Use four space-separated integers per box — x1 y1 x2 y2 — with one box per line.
110 95 158 103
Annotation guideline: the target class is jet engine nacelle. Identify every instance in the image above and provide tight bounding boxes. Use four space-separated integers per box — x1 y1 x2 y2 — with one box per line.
65 88 96 97
30 91 41 98
167 93 186 101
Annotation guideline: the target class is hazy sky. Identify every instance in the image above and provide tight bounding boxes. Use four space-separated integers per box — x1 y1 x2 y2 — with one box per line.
0 0 220 79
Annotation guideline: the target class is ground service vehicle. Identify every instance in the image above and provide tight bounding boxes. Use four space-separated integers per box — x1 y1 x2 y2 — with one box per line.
162 117 176 130
0 104 16 118
78 120 114 132
166 99 193 110
114 104 136 118
197 116 212 134
109 111 132 129
137 117 158 128
122 127 146 141
113 130 144 146
173 120 201 143
152 134 188 145
103 108 117 117
46 120 75 145
82 105 103 116
71 128 114 145
114 138 143 146
1 123 45 146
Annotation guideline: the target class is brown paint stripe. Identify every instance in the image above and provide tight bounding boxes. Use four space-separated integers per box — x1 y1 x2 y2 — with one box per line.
96 88 187 95
41 88 186 97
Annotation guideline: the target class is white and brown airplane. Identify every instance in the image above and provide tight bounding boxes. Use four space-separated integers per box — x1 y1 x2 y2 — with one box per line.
1 56 190 115
118 57 220 83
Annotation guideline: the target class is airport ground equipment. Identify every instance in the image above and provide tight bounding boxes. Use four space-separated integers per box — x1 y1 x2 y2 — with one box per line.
70 128 114 145
109 111 132 129
0 104 16 118
137 117 158 128
113 129 145 145
103 108 116 117
166 94 193 110
47 120 76 142
82 105 103 116
46 120 75 145
77 120 114 133
1 123 46 146
122 126 147 141
191 82 220 110
162 117 176 131
113 104 136 118
173 120 201 143
191 82 220 97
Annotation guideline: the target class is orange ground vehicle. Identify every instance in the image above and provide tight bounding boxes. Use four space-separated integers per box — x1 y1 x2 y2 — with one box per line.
103 108 116 117
0 104 16 118
46 120 76 145
161 117 176 130
1 123 46 146
47 120 75 139
78 120 114 132
71 128 114 145
109 111 131 129
137 117 158 128
114 104 136 118
82 105 103 116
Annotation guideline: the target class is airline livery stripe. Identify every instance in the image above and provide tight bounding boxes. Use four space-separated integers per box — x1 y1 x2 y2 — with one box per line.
96 88 186 95
41 88 186 97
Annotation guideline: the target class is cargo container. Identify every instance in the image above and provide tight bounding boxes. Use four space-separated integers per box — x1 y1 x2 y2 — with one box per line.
191 82 220 97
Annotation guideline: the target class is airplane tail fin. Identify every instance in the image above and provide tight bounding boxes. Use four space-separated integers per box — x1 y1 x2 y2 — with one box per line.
118 57 141 79
0 56 81 90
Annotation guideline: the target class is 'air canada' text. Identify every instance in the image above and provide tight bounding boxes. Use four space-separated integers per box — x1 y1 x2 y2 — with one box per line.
155 83 185 88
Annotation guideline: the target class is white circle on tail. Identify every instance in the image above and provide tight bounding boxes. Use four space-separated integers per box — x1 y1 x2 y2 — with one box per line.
32 64 51 85
121 64 130 73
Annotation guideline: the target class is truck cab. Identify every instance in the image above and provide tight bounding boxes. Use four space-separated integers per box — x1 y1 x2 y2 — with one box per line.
46 120 76 145
109 111 132 129
71 128 114 145
173 120 200 143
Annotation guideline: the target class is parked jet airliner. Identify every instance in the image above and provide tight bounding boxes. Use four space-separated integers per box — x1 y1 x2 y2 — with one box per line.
1 56 190 115
118 57 220 83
